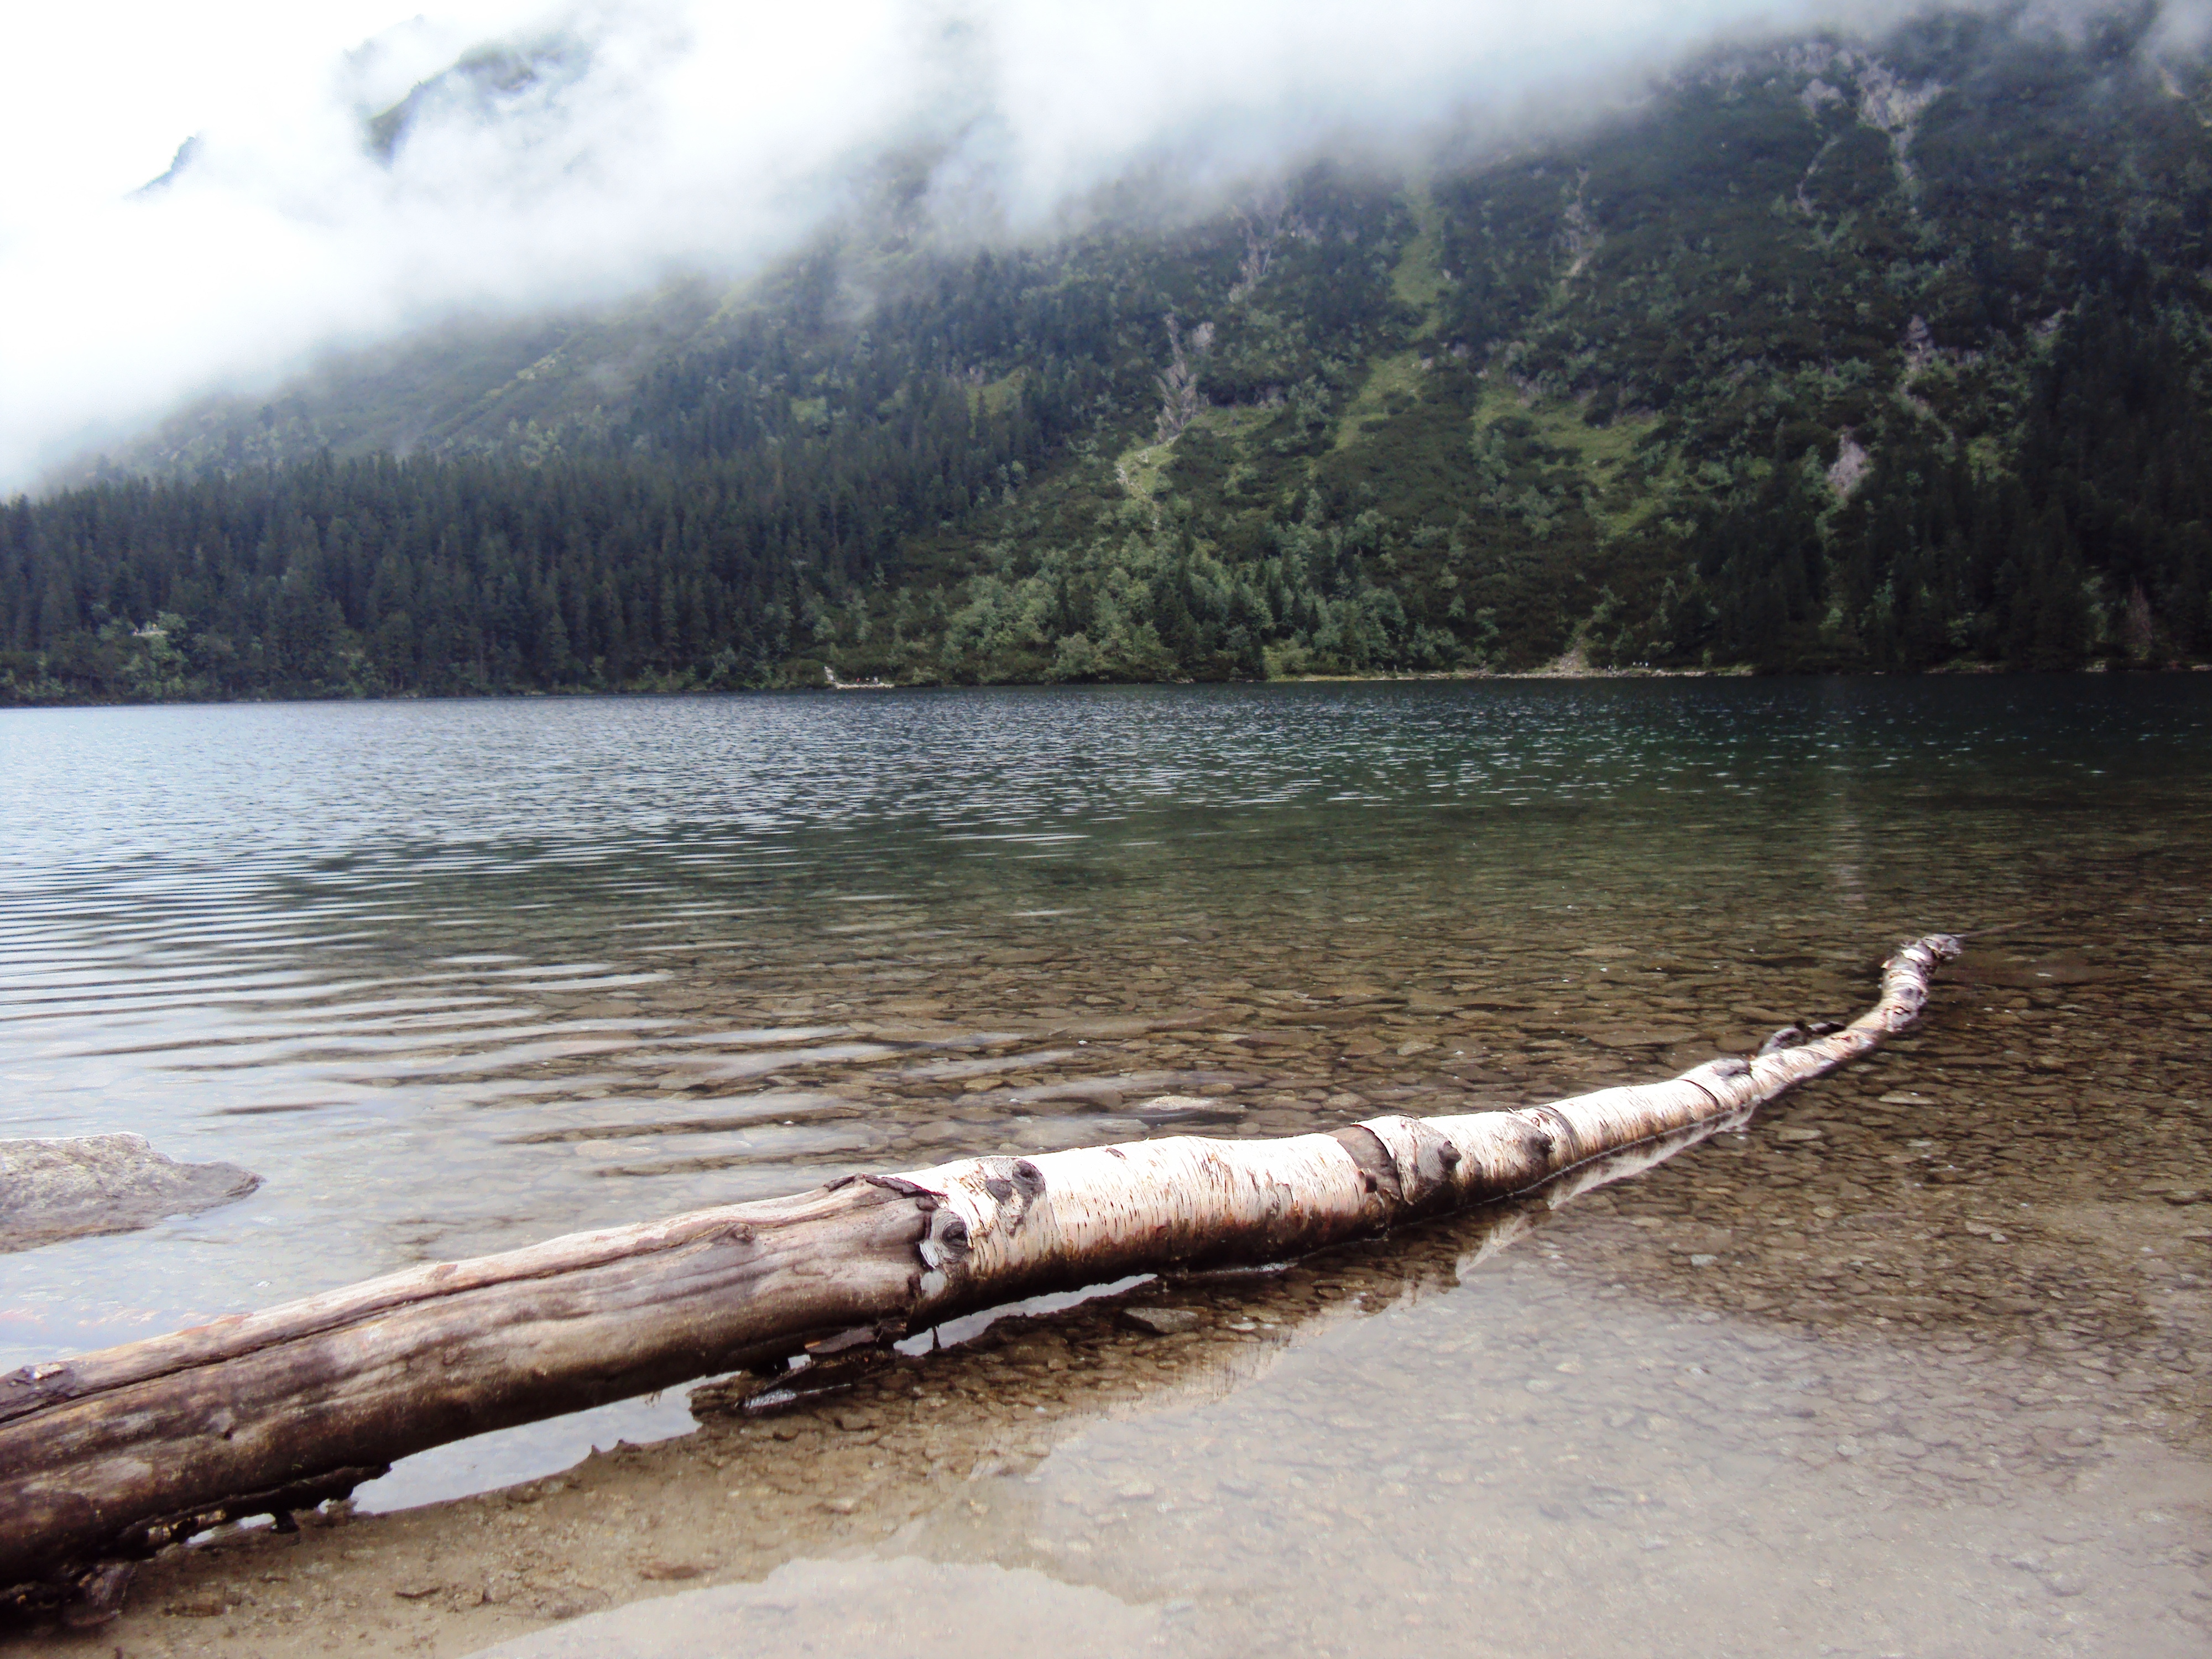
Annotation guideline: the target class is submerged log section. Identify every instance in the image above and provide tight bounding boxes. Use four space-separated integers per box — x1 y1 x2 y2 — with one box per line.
1 935 1960 1597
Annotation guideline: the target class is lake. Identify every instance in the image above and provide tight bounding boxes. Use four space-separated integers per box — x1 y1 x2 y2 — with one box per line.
3 676 2209 1655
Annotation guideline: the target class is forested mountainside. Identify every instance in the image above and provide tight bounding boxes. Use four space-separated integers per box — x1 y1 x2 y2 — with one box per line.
5 4 2211 704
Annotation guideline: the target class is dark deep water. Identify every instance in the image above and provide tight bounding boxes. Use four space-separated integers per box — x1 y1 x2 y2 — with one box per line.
3 676 2208 1655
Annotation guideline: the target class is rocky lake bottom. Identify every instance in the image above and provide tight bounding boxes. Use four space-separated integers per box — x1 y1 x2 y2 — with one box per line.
1 679 2206 1655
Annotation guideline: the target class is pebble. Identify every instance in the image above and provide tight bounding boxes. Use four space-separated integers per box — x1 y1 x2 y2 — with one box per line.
1119 1307 1207 1336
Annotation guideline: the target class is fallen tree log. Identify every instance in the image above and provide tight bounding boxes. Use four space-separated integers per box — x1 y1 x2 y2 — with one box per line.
0 933 1960 1605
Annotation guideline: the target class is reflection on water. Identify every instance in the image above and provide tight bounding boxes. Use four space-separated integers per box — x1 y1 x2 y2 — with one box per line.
2 677 2210 1653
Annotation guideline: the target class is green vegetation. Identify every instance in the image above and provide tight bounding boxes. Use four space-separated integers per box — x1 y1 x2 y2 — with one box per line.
6 6 2210 704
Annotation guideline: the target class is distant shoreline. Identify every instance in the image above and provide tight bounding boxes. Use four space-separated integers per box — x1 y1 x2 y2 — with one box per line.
3 659 2208 712
1288 660 2212 684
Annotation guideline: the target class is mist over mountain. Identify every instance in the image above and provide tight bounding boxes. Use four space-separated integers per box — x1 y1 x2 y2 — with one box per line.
4 2 2209 700
9 0 1863 489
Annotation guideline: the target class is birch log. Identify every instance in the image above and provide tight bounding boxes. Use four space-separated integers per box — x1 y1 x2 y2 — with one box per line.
0 933 1960 1604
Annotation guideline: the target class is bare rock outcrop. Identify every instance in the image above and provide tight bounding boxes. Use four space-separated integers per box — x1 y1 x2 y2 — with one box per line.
1154 315 1212 442
1828 430 1871 498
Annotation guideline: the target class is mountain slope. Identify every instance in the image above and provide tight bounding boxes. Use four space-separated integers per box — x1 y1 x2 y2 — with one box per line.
6 4 2210 704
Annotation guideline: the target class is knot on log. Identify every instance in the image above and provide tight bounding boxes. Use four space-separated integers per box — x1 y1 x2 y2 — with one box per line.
917 1211 971 1268
1525 1105 1582 1168
975 1156 1047 1225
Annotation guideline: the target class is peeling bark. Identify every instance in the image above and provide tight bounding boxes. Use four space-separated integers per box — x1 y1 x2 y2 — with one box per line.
0 935 1959 1605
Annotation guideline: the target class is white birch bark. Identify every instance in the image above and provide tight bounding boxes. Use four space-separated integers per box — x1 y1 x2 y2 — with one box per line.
910 933 1960 1301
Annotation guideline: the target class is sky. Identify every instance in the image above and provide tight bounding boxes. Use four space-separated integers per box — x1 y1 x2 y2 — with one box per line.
0 0 2114 489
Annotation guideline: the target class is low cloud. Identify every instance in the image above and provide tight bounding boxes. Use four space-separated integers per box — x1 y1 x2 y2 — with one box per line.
0 0 2142 488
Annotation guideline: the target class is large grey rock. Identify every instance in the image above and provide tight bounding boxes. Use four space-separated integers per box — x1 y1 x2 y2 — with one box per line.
0 1133 260 1253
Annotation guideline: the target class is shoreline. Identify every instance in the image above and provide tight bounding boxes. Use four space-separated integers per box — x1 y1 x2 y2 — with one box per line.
2 659 2208 712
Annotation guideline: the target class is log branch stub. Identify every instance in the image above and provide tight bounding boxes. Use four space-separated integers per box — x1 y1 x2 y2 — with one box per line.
0 933 1961 1603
